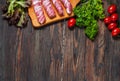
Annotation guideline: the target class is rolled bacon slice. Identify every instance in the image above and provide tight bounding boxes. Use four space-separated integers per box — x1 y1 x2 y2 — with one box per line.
60 0 72 14
32 0 46 24
42 0 56 18
51 0 64 16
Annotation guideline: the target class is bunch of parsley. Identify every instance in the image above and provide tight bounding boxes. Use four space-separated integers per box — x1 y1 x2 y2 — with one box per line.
74 0 105 40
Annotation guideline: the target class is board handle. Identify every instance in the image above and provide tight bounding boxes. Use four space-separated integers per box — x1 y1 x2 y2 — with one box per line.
28 0 80 28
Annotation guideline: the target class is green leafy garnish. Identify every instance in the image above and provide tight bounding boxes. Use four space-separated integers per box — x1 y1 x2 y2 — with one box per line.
2 0 31 27
74 0 105 40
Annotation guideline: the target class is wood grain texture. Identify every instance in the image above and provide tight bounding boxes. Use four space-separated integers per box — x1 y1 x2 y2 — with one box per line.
0 0 120 81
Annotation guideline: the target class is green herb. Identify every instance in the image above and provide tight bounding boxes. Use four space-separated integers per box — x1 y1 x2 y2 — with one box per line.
74 0 105 40
2 0 31 27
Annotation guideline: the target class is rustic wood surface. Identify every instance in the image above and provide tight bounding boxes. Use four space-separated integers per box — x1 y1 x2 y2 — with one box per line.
0 0 120 81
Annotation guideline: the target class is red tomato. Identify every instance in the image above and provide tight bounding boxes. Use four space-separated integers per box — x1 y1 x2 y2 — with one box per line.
111 13 119 22
111 28 120 37
68 18 76 28
108 22 117 30
108 4 117 14
104 16 112 24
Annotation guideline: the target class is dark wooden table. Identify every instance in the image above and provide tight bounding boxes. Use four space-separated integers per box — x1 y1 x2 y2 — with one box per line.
0 0 120 81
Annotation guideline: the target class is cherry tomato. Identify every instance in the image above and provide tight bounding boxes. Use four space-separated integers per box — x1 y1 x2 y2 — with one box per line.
111 13 119 22
68 18 76 28
108 4 117 14
104 16 112 24
111 28 120 37
108 22 117 30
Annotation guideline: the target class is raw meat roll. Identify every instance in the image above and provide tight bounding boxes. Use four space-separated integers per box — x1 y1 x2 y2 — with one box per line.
32 0 46 24
60 0 72 14
51 0 64 16
42 0 56 18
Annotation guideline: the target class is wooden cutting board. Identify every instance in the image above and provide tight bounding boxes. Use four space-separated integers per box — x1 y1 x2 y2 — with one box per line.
28 0 80 28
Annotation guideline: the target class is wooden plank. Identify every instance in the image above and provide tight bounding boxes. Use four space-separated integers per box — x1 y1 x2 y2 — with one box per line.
72 27 86 81
62 21 74 81
48 23 63 81
103 1 120 81
0 2 5 81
